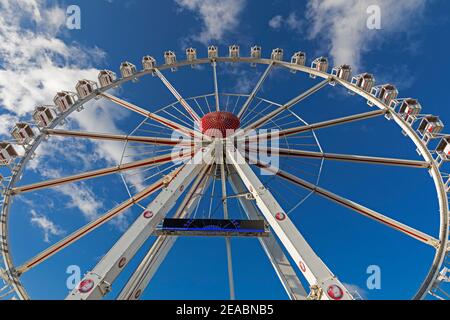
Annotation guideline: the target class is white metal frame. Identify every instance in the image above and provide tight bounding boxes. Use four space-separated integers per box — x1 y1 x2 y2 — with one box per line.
0 48 447 301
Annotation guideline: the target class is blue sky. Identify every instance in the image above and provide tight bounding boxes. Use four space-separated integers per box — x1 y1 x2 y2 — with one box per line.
1 0 450 300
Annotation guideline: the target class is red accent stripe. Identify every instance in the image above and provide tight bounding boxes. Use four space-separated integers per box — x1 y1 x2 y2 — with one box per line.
254 162 430 243
106 94 195 137
17 154 187 193
26 182 164 269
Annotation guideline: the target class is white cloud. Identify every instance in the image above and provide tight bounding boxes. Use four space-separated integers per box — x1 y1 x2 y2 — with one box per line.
175 0 246 44
268 15 283 29
269 13 302 32
0 1 145 229
305 0 426 71
38 167 104 221
285 12 302 32
0 113 19 136
30 209 65 243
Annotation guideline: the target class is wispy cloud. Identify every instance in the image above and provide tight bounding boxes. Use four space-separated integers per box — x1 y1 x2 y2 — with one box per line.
0 1 105 117
269 12 303 32
30 209 65 243
268 15 283 30
0 1 144 231
175 0 246 44
37 167 104 221
305 0 426 71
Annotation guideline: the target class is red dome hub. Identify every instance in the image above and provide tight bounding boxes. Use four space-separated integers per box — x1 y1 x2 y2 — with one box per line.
200 111 240 138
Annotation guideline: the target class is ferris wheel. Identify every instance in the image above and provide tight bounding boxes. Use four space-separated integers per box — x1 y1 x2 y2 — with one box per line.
0 45 449 300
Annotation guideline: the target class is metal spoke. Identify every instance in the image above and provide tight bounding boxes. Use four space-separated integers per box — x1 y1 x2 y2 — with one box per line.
11 151 192 195
43 129 194 147
254 160 439 247
212 62 220 111
246 109 386 141
154 69 201 123
250 147 430 169
100 92 201 139
16 172 173 274
237 62 274 119
228 167 308 300
218 143 235 300
241 78 331 131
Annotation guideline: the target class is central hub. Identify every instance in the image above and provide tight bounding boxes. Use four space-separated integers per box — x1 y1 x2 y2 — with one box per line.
200 111 240 138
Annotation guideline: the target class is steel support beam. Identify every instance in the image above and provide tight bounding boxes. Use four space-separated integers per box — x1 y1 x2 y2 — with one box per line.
16 174 170 274
43 129 194 147
154 69 201 123
226 146 353 300
245 109 386 142
66 145 215 300
11 151 192 195
241 78 330 131
218 143 235 300
100 92 201 139
254 161 439 247
237 62 274 119
228 167 308 300
117 164 212 300
212 62 220 112
249 147 430 169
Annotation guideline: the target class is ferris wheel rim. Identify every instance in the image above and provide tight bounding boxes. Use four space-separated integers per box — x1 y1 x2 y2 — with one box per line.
0 54 447 300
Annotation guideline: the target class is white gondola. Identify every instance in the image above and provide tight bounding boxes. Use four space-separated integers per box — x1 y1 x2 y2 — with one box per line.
186 48 197 62
164 51 177 71
53 91 78 113
417 116 444 146
32 106 56 128
98 70 117 88
271 48 284 61
229 45 240 59
290 52 306 74
351 73 375 94
310 57 328 78
75 80 98 99
250 46 261 67
208 45 218 59
142 56 156 71
0 143 18 166
398 98 422 125
370 84 398 107
120 61 137 78
331 65 352 83
11 123 35 145
435 136 450 168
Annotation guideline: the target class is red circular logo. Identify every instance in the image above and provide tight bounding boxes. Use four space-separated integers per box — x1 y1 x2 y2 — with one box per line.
275 212 286 221
143 211 154 219
134 289 142 299
299 261 306 272
118 257 127 268
327 285 344 300
78 279 95 293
